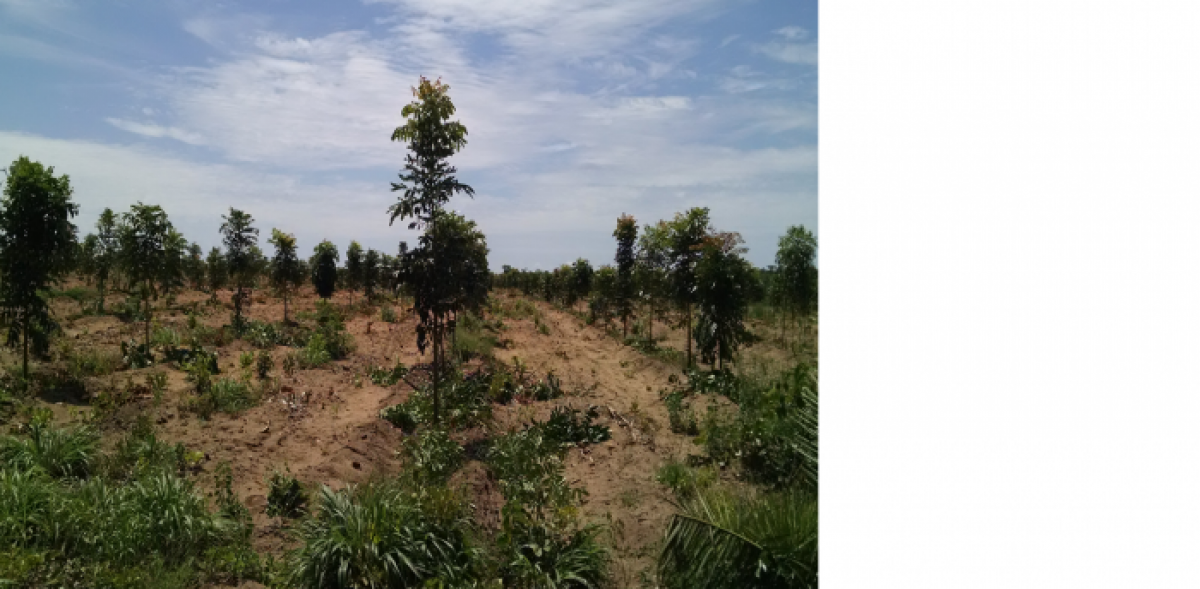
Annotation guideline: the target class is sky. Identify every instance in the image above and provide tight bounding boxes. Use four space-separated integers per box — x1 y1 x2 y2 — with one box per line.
0 0 816 270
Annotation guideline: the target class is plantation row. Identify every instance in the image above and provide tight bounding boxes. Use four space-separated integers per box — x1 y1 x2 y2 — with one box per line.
0 76 817 588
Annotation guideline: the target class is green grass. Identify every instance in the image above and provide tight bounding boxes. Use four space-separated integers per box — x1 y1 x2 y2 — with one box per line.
0 421 98 478
399 428 464 485
286 482 482 588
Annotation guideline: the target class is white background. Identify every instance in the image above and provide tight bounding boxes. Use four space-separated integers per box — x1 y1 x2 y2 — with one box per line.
823 1 1200 586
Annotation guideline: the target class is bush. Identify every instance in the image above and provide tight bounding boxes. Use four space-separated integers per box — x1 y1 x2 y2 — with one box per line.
399 428 464 485
368 361 408 386
496 513 608 589
380 403 420 433
208 378 257 416
298 333 332 368
664 390 699 435
655 459 716 500
0 421 98 478
380 305 398 323
286 482 481 588
104 415 186 480
120 339 153 369
66 348 122 378
539 406 611 448
255 350 273 380
266 468 308 518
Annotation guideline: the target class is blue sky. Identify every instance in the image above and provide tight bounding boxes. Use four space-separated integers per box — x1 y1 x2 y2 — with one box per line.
0 0 816 269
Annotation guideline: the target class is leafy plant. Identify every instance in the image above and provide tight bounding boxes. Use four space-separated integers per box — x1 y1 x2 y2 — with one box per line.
120 338 153 369
266 467 308 518
368 361 408 386
538 406 611 448
380 304 398 323
268 228 306 323
658 488 817 589
255 350 273 380
399 428 464 485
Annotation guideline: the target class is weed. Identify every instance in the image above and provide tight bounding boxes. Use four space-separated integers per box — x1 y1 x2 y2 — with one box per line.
399 428 465 485
266 467 308 518
0 421 98 478
380 305 398 323
368 361 408 386
255 350 273 380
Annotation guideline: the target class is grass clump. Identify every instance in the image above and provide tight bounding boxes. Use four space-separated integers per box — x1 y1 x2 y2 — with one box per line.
380 305 398 323
655 459 717 500
286 482 482 588
66 347 122 378
185 377 258 419
0 420 98 478
104 415 187 480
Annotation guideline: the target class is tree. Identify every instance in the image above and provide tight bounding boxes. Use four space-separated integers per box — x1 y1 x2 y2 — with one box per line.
636 220 672 344
345 241 364 305
588 266 617 327
78 234 99 285
668 208 712 367
693 233 757 370
363 248 381 300
160 228 187 304
571 258 594 310
268 229 306 323
0 156 79 378
774 225 818 335
206 247 228 297
183 242 206 290
92 208 120 312
389 77 480 426
220 208 260 330
311 240 339 300
119 203 173 348
613 214 638 339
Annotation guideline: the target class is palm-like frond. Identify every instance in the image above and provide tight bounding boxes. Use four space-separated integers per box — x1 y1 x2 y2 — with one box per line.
659 488 817 589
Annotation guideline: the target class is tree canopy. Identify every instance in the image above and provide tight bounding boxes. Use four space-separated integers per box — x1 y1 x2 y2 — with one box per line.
0 156 79 377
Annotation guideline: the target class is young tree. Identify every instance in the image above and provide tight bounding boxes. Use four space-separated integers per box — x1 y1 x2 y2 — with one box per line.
92 208 120 311
159 228 187 304
206 247 228 297
613 214 638 339
220 208 260 330
389 76 481 426
775 225 818 334
363 248 381 300
268 229 306 323
183 242 206 290
119 203 172 348
78 234 99 285
693 233 757 370
636 221 672 343
0 156 79 378
345 241 364 305
668 207 712 367
311 240 340 300
571 258 594 310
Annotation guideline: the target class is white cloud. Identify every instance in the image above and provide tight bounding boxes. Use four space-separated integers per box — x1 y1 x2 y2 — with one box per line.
105 118 206 145
753 41 818 66
774 26 808 40
719 34 739 48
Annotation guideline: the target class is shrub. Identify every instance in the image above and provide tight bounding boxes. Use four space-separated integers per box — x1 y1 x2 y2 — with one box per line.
538 406 611 448
255 351 273 380
664 390 699 435
298 333 332 368
380 403 420 433
0 421 98 478
368 361 408 386
120 339 153 369
380 305 398 323
266 468 308 518
104 415 186 480
399 428 464 485
286 483 481 588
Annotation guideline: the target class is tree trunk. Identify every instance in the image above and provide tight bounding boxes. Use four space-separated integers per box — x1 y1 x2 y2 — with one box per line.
144 283 152 348
432 315 442 426
685 303 693 367
648 306 654 342
284 295 290 323
22 317 29 380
